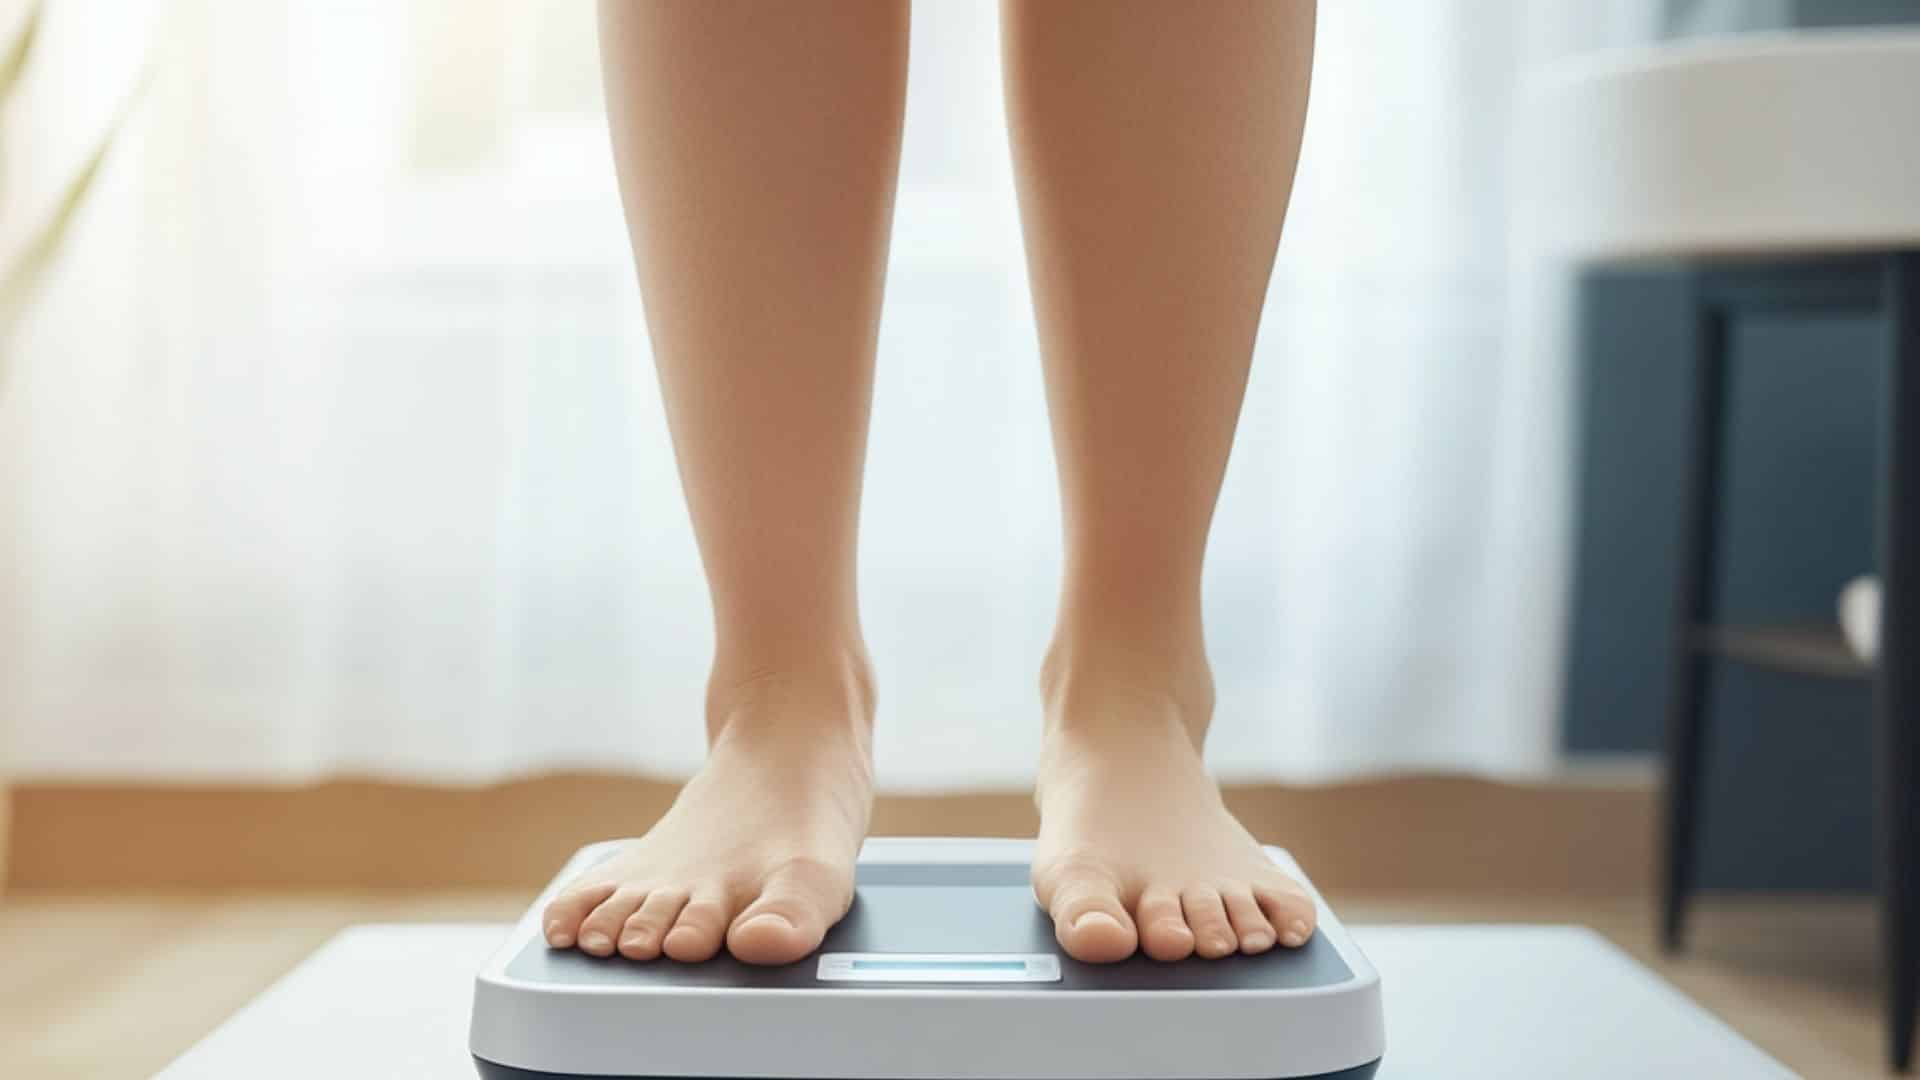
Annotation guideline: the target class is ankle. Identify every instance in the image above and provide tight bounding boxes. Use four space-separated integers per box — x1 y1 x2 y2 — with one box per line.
1039 624 1215 745
1035 638 1217 810
706 639 876 747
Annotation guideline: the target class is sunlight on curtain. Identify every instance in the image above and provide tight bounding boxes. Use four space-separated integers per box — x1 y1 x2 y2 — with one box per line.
1 1 1629 788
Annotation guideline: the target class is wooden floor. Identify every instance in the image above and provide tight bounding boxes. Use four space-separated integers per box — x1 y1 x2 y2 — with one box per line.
0 888 1890 1079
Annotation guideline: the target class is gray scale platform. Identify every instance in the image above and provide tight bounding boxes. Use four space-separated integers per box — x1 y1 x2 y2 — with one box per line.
506 861 1354 995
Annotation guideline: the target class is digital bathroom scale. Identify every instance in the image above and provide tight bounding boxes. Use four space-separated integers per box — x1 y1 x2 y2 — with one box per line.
471 837 1384 1080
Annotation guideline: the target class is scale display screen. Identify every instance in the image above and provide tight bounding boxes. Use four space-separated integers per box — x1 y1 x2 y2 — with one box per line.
816 953 1062 983
854 959 1026 972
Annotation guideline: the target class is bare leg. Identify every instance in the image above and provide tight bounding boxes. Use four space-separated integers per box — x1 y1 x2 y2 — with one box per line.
543 0 907 966
1003 0 1318 963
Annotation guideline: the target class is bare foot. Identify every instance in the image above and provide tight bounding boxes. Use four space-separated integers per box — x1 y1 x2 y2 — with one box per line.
541 657 874 966
1031 643 1317 964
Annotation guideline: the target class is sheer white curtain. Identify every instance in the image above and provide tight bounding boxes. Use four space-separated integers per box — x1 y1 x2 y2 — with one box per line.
3 1 1611 788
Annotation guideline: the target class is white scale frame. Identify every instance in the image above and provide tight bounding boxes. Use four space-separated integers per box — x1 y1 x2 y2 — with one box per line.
471 837 1385 1080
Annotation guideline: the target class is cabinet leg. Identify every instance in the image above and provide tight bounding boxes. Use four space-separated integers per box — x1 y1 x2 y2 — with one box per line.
1878 252 1918 1072
1662 295 1728 953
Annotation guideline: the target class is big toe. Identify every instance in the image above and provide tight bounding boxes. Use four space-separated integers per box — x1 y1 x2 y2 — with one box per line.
1037 862 1138 964
727 911 821 965
726 859 848 966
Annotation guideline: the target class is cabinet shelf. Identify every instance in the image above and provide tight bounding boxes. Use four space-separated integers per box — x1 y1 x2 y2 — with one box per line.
1688 621 1874 681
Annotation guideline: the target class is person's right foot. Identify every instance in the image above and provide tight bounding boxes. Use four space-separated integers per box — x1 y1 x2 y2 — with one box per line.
541 658 874 966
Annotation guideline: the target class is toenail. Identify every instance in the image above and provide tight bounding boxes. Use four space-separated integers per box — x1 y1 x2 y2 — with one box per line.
1209 935 1232 952
581 932 610 951
741 913 794 932
1242 932 1272 950
546 925 573 947
1282 921 1310 947
1074 911 1122 932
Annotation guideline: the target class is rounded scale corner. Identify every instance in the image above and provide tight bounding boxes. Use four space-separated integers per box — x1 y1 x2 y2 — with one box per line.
472 1055 551 1079
567 838 633 870
477 840 630 984
1260 844 1304 875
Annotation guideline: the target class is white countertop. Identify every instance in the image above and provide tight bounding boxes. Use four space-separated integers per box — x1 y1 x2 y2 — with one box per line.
1521 29 1920 261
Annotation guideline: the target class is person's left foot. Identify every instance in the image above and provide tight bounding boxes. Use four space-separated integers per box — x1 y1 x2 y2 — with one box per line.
1031 647 1318 964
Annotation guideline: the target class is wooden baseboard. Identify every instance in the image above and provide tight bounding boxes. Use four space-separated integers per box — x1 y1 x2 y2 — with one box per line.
1 773 1656 894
